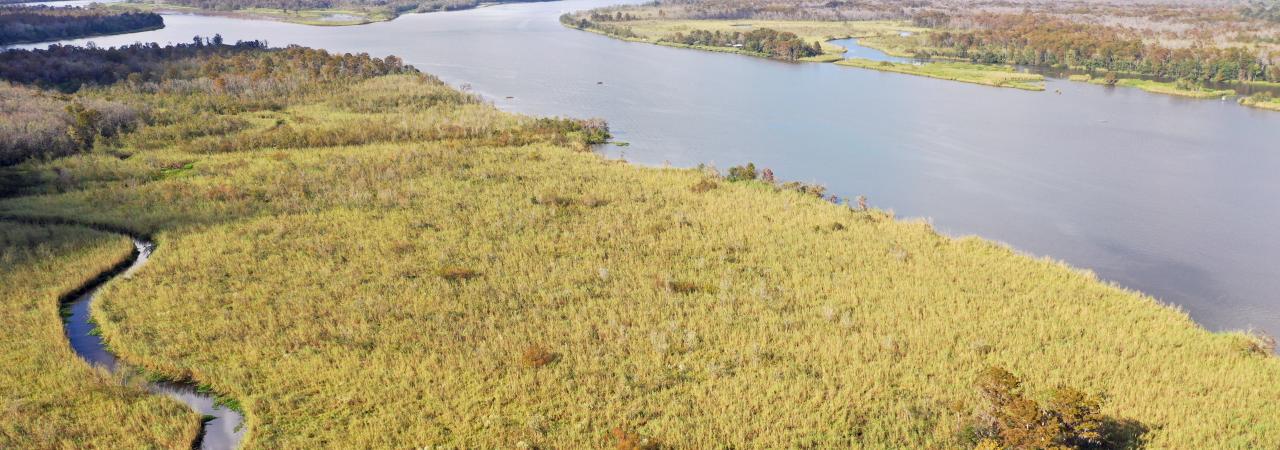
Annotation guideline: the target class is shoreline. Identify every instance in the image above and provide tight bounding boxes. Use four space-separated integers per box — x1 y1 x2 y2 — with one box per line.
564 20 1045 90
0 23 164 47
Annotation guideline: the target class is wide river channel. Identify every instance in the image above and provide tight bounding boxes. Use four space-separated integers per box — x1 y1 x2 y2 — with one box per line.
10 0 1280 340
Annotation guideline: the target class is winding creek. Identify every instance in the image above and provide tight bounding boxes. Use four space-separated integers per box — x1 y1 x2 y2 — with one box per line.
6 0 1280 435
63 237 244 449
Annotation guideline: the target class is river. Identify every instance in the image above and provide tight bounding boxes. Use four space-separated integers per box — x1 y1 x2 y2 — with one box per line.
8 0 1280 340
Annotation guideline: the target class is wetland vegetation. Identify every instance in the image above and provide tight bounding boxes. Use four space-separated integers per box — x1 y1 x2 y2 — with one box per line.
2 34 1280 448
836 58 1045 90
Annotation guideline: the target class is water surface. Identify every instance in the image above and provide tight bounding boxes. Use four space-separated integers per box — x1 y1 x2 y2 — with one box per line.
10 0 1280 340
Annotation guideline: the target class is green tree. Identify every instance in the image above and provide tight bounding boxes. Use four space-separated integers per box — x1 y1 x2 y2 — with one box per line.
65 103 101 151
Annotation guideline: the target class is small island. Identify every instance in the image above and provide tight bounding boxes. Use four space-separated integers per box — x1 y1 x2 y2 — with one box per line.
0 5 163 46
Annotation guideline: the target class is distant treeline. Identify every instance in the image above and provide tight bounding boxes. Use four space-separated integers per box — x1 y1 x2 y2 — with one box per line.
0 6 163 45
927 14 1280 83
661 28 822 61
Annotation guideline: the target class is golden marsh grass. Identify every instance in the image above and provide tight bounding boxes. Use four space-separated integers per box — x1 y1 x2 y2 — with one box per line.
0 53 1277 448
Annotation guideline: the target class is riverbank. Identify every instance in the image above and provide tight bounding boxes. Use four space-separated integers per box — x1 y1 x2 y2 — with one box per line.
1070 74 1236 99
0 23 162 46
560 17 1042 89
2 40 1280 448
838 58 1045 90
1240 93 1280 111
561 16 923 61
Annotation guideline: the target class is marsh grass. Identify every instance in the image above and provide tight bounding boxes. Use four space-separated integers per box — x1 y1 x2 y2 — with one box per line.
1239 92 1280 111
0 223 198 448
837 58 1046 90
521 344 559 368
1 47 1279 449
1078 75 1237 99
438 266 481 282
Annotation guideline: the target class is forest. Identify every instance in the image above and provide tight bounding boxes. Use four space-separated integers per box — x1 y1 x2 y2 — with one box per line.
0 5 163 46
924 14 1280 84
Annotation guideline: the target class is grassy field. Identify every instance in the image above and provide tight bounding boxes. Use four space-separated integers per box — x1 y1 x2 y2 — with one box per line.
0 222 199 448
836 58 1046 91
115 1 395 25
2 45 1280 448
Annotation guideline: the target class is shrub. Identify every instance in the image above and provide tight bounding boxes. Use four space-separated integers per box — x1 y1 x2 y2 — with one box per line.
521 344 558 368
1103 71 1119 86
661 279 712 294
726 163 756 182
1236 329 1278 356
760 168 775 183
438 266 480 282
611 426 660 450
689 179 718 193
781 181 826 198
971 366 1134 449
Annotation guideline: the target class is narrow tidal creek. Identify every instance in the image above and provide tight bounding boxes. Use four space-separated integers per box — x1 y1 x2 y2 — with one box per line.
63 238 245 450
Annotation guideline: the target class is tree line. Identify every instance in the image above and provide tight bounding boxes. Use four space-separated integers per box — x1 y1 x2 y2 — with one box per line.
660 28 823 61
0 5 163 46
925 13 1280 84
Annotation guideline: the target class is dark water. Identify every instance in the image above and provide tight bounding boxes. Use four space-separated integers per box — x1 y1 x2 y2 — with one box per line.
11 0 1280 341
64 240 243 450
